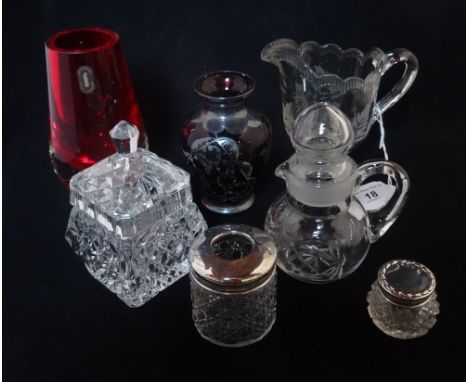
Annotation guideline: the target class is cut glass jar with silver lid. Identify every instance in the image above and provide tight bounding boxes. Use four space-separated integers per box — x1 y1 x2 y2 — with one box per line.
65 120 207 307
189 224 277 347
367 259 439 339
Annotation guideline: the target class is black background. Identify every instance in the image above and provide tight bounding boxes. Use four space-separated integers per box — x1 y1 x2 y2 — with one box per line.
3 0 466 380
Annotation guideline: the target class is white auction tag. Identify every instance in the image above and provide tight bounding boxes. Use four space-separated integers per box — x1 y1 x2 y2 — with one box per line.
354 181 396 212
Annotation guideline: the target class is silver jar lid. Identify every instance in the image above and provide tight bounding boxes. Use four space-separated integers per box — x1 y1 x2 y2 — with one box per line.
189 224 277 292
378 259 436 307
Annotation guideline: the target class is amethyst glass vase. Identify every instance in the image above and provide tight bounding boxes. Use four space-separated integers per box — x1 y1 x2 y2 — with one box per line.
181 71 272 214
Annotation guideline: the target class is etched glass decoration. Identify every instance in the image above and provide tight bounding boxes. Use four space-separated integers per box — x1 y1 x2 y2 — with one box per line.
65 121 207 307
182 71 272 214
261 39 418 147
367 259 439 339
265 103 410 283
189 225 277 347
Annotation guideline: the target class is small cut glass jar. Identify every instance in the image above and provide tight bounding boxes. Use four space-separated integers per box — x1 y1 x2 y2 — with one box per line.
367 259 439 339
189 224 277 347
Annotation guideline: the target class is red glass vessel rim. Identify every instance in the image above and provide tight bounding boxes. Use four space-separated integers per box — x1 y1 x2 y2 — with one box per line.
46 27 120 53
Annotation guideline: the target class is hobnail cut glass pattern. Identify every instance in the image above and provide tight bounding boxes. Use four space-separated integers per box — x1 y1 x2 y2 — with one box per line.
65 121 207 307
367 281 439 339
191 272 277 347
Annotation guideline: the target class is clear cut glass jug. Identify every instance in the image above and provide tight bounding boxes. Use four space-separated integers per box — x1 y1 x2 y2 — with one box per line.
261 39 418 147
264 103 410 283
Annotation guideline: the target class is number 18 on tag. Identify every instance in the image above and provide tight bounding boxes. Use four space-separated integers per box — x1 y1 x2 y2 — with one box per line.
354 181 396 212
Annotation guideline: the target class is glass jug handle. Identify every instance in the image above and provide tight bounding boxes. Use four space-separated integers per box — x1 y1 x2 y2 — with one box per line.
375 49 418 115
355 161 410 243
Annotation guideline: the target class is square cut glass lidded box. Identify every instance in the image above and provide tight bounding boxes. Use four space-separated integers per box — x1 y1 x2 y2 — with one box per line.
65 121 207 307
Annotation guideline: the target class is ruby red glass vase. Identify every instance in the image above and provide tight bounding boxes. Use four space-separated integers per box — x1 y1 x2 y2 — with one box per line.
45 27 148 184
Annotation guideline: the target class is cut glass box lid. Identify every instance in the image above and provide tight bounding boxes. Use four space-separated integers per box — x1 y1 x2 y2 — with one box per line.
69 121 192 238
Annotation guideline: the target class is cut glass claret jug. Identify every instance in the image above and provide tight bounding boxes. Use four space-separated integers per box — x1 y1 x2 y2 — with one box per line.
261 39 418 147
65 121 207 307
264 103 410 283
367 259 439 339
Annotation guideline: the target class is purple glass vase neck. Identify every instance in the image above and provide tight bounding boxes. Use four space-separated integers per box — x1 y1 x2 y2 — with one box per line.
194 71 255 104
46 27 120 54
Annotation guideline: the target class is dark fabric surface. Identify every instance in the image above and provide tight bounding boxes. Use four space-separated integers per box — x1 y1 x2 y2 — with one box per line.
3 0 465 380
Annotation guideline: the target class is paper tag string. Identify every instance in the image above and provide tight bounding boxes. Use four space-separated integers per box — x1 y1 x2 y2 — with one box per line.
374 104 389 161
374 104 392 185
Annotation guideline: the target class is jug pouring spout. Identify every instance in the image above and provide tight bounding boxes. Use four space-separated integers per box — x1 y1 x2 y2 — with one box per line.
261 39 309 83
261 39 300 66
261 39 315 137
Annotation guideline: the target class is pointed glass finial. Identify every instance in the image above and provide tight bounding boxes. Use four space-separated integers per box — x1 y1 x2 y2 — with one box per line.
110 120 140 154
292 103 354 154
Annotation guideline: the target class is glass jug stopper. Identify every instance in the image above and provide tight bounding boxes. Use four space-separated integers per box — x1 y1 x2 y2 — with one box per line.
291 102 354 154
278 103 357 207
